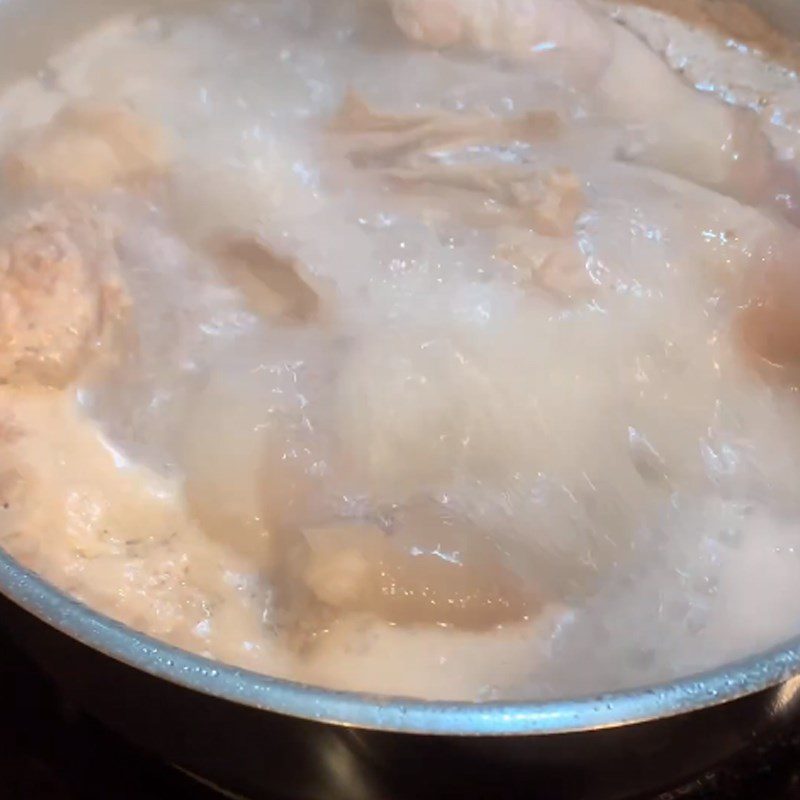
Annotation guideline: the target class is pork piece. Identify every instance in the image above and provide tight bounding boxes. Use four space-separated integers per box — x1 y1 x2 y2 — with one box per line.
386 162 585 232
182 369 294 568
180 332 333 567
330 89 560 169
391 0 610 64
215 238 326 323
390 162 588 290
581 160 800 377
528 167 585 237
301 504 539 629
496 230 590 300
388 0 779 206
182 390 272 568
0 202 126 387
331 94 584 238
4 101 169 192
181 335 540 636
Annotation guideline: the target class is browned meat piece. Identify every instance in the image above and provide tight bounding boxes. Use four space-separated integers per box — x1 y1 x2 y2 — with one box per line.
300 504 540 630
529 168 585 237
387 161 585 238
496 232 590 300
4 101 169 192
215 238 327 323
0 202 127 386
390 0 612 71
331 93 584 240
330 90 560 169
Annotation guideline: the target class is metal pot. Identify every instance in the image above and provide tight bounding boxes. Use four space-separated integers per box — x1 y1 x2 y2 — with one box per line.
4 549 800 800
2 2 800 798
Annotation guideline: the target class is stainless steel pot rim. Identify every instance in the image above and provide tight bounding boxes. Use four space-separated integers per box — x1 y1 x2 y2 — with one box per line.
2 545 799 737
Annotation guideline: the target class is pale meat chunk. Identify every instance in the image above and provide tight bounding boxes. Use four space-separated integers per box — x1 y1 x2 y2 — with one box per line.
180 336 332 569
0 202 126 386
301 505 540 630
391 0 609 65
4 101 169 192
388 0 784 209
384 162 586 234
330 89 560 168
330 93 583 239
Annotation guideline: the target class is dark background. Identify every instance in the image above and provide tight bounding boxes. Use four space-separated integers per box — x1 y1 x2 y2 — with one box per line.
0 626 219 799
2 622 800 800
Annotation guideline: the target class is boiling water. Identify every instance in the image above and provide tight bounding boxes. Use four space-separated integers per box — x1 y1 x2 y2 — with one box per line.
0 0 800 700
